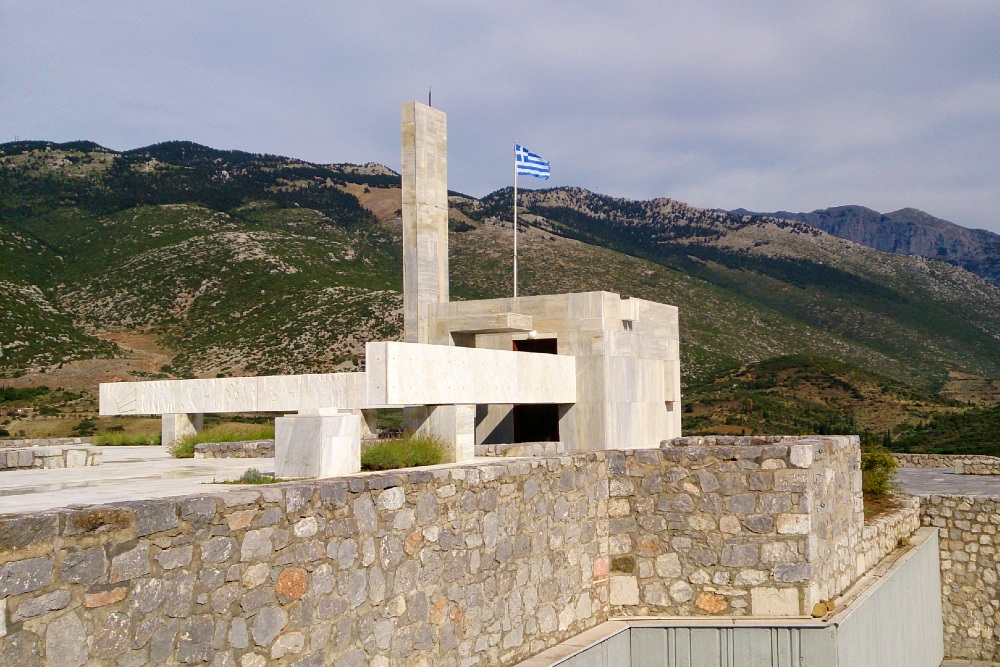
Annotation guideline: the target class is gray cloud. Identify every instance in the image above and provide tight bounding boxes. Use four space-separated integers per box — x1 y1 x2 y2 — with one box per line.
2 1 998 232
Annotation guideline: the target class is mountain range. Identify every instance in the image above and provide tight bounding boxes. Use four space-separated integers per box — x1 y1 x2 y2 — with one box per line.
2 139 999 440
731 205 1000 285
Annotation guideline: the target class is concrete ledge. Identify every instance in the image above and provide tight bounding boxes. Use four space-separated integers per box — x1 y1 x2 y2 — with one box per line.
0 445 102 471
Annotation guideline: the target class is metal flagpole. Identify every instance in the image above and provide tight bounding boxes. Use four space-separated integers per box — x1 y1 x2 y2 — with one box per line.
513 142 518 299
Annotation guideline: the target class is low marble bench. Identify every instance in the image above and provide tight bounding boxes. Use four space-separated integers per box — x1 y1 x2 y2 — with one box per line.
0 445 102 471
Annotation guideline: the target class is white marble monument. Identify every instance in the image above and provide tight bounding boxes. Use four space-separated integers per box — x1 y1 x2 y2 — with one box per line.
99 100 683 477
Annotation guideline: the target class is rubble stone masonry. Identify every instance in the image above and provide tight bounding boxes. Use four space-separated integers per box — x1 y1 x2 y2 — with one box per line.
0 437 916 667
921 495 1000 660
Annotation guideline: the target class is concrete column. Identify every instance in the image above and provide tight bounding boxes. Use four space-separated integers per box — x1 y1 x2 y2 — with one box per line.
162 413 202 446
401 101 449 344
401 101 453 448
274 413 360 478
407 404 475 463
356 409 378 440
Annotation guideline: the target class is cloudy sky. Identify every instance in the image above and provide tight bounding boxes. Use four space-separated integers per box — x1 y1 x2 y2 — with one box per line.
3 2 999 233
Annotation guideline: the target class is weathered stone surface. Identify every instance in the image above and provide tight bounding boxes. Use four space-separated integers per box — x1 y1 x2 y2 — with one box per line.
0 514 59 551
252 607 288 647
3 630 39 667
776 514 811 535
177 615 214 664
131 501 179 536
695 592 727 614
91 612 129 659
751 587 799 615
773 563 811 582
59 547 107 585
0 556 53 596
156 544 193 570
276 567 308 603
242 562 270 589
721 544 758 567
202 537 237 563
84 585 127 608
45 612 88 667
241 529 274 562
12 589 70 620
130 577 165 612
163 571 196 617
669 580 693 603
609 576 639 605
226 509 256 531
110 543 150 583
271 632 305 659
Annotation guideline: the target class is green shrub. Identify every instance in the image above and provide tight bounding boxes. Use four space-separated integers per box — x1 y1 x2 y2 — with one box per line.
169 423 275 458
227 468 279 484
72 418 97 436
861 448 898 499
361 434 445 471
93 432 161 446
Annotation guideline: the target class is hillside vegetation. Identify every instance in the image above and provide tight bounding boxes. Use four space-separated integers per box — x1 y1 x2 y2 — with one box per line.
2 140 999 447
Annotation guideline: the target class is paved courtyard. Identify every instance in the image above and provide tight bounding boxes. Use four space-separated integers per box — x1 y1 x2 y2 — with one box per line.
896 467 1000 496
0 446 276 515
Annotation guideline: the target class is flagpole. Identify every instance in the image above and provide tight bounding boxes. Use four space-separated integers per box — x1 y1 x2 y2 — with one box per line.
513 142 518 299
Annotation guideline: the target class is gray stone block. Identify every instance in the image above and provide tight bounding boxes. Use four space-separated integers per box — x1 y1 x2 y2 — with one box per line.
0 556 53 597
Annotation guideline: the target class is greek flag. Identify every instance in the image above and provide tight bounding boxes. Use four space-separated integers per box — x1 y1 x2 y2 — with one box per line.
515 144 550 179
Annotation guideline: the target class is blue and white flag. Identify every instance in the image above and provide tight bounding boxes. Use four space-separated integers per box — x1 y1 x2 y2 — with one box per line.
515 144 550 179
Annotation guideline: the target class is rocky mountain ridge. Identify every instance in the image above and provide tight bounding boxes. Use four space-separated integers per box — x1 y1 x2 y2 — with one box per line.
732 205 1000 285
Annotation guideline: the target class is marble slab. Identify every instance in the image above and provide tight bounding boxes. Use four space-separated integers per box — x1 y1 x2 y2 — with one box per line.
366 341 576 406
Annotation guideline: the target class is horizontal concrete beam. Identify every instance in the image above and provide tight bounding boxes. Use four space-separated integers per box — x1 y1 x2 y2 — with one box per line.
366 341 576 406
441 312 533 334
100 372 369 416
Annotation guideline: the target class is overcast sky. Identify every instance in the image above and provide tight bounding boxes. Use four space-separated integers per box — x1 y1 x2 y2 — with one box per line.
3 2 999 233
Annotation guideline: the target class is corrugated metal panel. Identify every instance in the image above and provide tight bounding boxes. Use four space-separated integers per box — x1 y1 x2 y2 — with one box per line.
630 626 837 667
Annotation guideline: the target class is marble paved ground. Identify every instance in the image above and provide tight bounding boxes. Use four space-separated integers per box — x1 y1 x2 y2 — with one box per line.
0 446 276 515
896 467 1000 496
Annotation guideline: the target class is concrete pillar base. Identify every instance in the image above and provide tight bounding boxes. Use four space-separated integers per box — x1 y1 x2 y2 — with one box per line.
406 404 475 462
275 413 360 478
162 413 203 446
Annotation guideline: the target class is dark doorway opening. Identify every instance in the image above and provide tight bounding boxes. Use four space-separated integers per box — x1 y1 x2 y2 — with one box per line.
512 338 560 442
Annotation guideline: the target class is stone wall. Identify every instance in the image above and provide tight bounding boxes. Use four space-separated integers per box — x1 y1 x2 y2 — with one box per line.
0 438 915 667
957 459 1000 475
0 437 93 448
607 435 863 617
892 453 1000 472
920 495 1000 661
194 440 275 459
0 445 101 471
0 454 611 667
474 443 566 458
858 495 921 574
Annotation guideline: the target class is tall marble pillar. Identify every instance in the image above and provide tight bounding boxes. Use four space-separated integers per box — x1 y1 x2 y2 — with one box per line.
401 101 449 344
